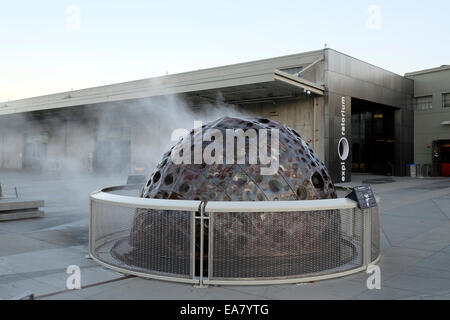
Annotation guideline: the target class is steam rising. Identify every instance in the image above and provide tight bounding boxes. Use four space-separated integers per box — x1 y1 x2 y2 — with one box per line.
2 93 245 180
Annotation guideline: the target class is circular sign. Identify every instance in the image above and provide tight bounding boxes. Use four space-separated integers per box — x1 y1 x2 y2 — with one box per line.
338 137 349 161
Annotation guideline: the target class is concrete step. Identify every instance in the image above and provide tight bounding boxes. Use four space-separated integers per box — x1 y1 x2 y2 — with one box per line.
0 198 45 221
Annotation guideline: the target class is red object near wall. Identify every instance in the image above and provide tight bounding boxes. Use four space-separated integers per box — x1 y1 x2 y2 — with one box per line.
441 163 450 177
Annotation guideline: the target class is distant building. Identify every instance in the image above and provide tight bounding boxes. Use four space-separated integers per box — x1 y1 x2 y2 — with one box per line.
405 65 450 176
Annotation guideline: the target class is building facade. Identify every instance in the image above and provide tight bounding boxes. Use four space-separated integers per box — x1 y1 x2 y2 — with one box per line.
406 65 450 176
1 48 444 182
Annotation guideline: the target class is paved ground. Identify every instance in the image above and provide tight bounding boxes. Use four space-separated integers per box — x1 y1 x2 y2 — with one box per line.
0 170 450 300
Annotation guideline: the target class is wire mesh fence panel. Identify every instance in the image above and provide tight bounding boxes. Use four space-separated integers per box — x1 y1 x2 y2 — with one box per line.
91 200 194 279
90 186 380 284
209 209 363 280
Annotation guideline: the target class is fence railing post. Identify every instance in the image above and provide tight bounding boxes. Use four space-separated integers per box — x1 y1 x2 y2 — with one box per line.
191 210 196 282
89 199 93 258
362 208 372 267
208 211 214 282
195 201 208 288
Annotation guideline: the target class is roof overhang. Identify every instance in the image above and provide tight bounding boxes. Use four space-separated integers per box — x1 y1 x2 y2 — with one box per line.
405 65 450 77
184 70 324 107
0 51 325 116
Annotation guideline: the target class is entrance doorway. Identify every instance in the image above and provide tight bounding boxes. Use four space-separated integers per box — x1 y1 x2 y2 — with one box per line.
432 140 450 176
351 98 396 175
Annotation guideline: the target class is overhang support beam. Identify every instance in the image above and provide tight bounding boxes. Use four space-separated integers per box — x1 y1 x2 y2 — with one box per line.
273 69 325 96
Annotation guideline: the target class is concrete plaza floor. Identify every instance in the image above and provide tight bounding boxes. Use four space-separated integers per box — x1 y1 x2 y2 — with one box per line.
0 170 450 300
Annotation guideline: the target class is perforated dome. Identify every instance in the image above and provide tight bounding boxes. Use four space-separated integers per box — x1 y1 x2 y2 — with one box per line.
110 117 349 277
141 116 337 201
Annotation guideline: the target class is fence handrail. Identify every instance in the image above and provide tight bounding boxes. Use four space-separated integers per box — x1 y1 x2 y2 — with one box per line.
91 185 380 213
90 189 202 211
204 198 358 212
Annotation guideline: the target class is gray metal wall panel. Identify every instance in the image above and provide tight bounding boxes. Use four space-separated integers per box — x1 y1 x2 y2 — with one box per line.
408 68 450 164
324 49 414 181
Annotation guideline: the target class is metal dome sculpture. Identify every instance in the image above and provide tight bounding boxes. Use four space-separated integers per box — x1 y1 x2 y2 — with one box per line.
111 117 354 277
140 116 336 201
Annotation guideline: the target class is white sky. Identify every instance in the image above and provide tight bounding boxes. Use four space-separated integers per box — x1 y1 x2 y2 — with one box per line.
1 0 449 102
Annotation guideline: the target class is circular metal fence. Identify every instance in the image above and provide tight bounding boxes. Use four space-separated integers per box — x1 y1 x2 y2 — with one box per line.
89 185 380 286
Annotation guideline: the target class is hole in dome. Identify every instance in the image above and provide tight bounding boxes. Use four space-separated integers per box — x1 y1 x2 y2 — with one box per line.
152 171 161 183
179 183 190 193
311 172 325 189
233 173 248 186
254 175 263 184
296 186 307 200
269 179 282 193
164 174 174 185
259 118 270 124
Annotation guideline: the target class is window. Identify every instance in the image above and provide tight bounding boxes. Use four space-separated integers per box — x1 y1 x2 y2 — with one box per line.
414 96 433 111
281 66 303 77
443 93 450 108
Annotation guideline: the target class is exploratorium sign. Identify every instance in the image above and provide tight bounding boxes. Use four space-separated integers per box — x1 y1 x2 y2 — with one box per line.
338 96 350 182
